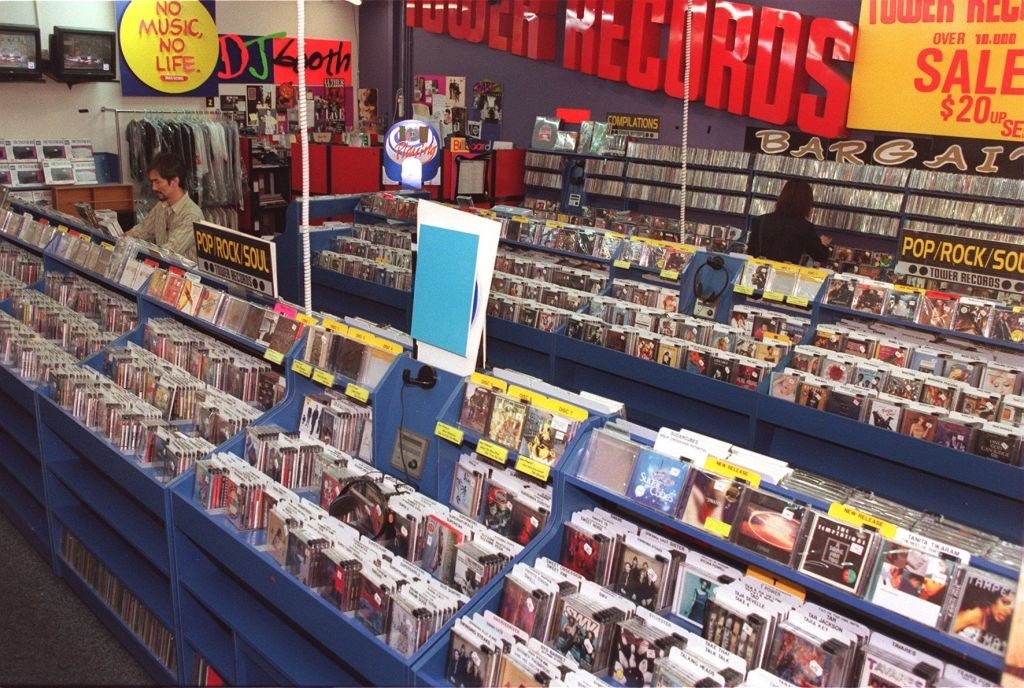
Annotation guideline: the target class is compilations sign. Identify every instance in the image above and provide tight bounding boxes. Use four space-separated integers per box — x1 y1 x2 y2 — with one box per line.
193 221 278 298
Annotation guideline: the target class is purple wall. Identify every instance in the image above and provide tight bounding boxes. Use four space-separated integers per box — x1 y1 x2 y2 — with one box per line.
360 0 863 151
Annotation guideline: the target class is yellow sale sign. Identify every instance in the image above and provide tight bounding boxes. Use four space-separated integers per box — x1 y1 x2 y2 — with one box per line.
847 0 1024 141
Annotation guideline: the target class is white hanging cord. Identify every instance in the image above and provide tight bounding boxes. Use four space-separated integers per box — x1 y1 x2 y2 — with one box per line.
679 0 693 239
297 0 312 315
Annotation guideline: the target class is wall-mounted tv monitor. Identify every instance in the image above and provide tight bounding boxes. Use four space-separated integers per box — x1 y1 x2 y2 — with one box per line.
0 24 43 81
50 26 116 82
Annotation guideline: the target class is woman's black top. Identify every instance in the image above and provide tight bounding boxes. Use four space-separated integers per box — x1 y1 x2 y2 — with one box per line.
748 212 830 264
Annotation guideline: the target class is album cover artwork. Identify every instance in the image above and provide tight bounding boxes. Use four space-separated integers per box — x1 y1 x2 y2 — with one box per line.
560 521 610 583
458 381 496 435
487 394 529 449
730 489 809 566
624 449 689 516
916 291 958 330
869 539 960 628
612 543 668 612
677 470 745 537
866 396 904 432
898 408 939 443
762 623 838 687
948 569 1016 656
499 575 543 637
797 512 878 595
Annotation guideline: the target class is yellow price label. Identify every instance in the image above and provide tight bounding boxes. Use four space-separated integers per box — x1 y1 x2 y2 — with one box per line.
549 399 588 422
470 371 508 393
515 455 551 482
704 517 732 538
263 348 285 364
512 215 530 223
312 368 335 387
892 283 922 294
786 296 810 308
101 242 115 251
828 503 898 539
476 439 508 465
763 290 785 302
56 225 69 234
295 312 319 326
291 359 313 377
613 259 632 269
705 457 762 489
322 317 347 334
734 284 755 295
347 327 375 346
434 422 464 445
508 385 545 406
345 383 370 403
660 269 680 281
370 337 403 356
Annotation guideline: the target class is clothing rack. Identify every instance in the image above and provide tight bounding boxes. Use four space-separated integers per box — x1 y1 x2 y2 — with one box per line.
101 106 223 179
104 106 244 230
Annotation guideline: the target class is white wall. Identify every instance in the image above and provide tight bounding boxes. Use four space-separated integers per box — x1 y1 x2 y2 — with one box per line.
0 0 358 155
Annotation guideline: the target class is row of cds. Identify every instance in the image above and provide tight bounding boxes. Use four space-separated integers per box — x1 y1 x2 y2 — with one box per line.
0 310 82 384
329 234 413 270
625 142 752 169
824 273 1024 342
752 154 911 188
61 532 177 674
195 413 536 659
908 168 1023 201
350 221 414 250
905 194 1023 227
1 207 60 249
315 248 414 290
196 450 475 657
456 372 587 469
801 319 1022 399
771 364 1024 465
42 271 138 335
145 266 304 359
8 286 120 360
495 245 608 294
514 196 742 251
355 191 420 222
0 241 42 285
571 423 1019 660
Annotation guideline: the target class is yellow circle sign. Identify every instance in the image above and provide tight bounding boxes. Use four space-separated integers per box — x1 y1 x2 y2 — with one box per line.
119 0 219 93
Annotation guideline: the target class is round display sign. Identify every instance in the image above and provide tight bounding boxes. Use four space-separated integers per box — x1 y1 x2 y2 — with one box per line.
119 0 219 93
383 119 441 189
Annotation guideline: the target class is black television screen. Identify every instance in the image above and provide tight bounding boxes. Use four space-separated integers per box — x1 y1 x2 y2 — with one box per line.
0 24 42 81
50 27 116 81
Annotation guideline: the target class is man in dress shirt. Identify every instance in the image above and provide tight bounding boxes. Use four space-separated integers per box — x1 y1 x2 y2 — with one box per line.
126 152 204 260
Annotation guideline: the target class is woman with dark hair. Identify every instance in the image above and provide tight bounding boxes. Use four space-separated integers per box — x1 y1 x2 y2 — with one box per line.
747 179 832 264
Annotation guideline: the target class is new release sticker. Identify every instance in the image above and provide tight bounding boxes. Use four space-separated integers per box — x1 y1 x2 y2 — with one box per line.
120 0 219 93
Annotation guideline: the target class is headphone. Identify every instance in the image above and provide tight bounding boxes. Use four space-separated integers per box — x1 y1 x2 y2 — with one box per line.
328 476 391 540
693 254 729 304
402 364 437 389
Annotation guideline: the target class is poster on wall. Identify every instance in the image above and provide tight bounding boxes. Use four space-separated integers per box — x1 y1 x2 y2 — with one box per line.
412 74 468 143
472 78 503 142
117 0 219 97
847 1 1022 141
